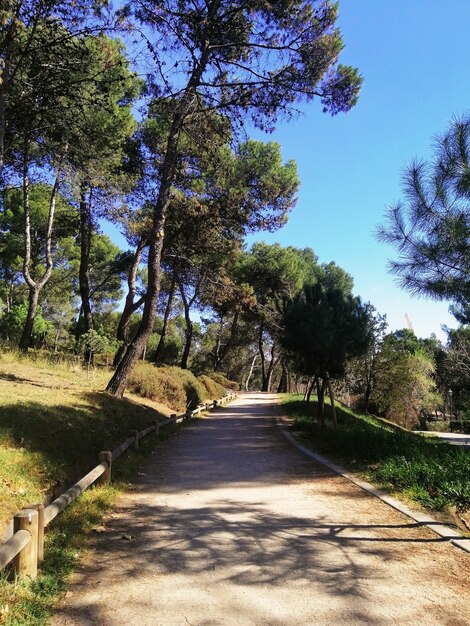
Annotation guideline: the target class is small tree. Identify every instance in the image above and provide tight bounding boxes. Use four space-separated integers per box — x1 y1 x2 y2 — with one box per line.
371 333 440 429
283 275 372 426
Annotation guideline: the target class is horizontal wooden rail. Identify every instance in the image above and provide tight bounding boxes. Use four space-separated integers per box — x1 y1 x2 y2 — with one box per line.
0 530 31 571
0 390 237 579
140 423 156 438
44 462 108 526
112 436 135 461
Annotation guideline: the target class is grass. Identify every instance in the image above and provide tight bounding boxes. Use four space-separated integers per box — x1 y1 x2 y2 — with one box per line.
0 350 187 625
282 394 470 514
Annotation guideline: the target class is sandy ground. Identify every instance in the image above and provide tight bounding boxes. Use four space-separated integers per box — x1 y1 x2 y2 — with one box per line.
52 393 470 626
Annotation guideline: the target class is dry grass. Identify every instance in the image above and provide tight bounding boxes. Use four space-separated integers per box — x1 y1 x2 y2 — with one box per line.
0 352 171 533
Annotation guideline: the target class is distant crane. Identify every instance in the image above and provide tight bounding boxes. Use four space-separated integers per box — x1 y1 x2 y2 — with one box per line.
405 313 414 333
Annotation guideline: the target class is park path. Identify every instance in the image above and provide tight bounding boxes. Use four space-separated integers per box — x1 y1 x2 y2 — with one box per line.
52 393 470 626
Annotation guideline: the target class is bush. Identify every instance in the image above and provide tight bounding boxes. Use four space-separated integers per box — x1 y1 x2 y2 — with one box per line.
450 420 470 434
209 372 239 391
127 362 186 412
199 375 226 400
164 367 208 410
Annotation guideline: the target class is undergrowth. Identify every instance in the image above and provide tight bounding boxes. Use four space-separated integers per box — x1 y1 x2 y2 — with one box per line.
282 395 470 513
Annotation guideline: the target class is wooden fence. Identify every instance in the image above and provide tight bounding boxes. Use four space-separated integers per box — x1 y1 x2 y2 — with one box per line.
0 392 236 580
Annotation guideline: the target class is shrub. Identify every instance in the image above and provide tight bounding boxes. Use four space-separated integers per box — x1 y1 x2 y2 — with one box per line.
209 372 239 391
199 375 226 400
164 367 208 410
127 362 186 412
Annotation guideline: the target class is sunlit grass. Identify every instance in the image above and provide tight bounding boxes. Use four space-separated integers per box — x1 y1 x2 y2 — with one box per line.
281 394 470 514
0 351 184 624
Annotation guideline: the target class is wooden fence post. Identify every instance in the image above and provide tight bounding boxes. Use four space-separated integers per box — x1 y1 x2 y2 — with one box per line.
98 451 112 484
155 419 160 436
132 429 140 449
23 503 44 563
12 509 38 579
170 413 177 422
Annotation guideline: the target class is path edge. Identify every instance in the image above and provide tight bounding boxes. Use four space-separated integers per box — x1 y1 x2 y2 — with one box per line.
275 414 470 554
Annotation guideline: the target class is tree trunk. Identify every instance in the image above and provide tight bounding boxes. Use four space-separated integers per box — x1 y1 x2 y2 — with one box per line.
179 282 195 370
106 43 211 396
214 310 239 372
19 287 39 352
0 22 14 179
258 322 269 390
306 376 316 403
154 273 176 365
245 355 258 391
78 182 93 334
316 377 326 428
0 87 6 179
106 213 164 396
20 149 61 352
262 343 278 392
277 358 290 393
113 238 146 367
326 373 337 427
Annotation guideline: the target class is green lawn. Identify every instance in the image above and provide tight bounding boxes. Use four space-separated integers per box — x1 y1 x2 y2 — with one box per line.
281 394 470 515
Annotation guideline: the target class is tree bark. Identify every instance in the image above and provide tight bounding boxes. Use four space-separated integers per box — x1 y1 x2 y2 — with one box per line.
19 149 61 352
214 310 239 372
326 372 337 427
316 377 326 428
19 287 39 351
258 322 268 390
277 357 290 393
113 238 146 367
179 281 197 370
78 181 93 334
154 272 176 365
245 354 258 391
306 376 316 403
106 38 212 396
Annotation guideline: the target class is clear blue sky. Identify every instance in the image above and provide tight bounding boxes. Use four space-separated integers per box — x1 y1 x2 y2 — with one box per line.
246 0 470 341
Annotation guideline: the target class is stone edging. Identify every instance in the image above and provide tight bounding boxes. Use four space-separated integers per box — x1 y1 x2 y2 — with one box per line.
275 415 470 554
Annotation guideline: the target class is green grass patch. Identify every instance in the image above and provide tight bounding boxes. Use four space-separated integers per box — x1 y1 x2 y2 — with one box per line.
282 394 470 513
0 351 177 624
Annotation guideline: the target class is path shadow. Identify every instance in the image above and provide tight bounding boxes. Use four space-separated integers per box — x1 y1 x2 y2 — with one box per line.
54 497 453 626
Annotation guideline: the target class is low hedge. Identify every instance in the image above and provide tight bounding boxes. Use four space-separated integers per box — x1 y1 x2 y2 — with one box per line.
127 362 187 412
209 372 239 391
199 375 226 400
164 366 208 410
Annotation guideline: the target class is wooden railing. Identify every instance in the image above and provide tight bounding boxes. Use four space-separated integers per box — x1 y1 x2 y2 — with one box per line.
0 392 236 580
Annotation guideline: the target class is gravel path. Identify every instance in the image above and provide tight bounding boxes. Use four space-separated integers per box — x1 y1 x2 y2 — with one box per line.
52 393 470 626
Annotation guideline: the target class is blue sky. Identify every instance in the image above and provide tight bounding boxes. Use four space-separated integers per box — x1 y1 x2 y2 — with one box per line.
246 0 470 341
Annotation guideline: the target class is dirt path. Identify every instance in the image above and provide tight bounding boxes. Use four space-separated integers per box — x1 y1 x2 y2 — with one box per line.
52 393 470 626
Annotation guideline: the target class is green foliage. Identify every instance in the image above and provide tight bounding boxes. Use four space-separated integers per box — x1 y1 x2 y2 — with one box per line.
371 336 440 429
283 395 470 512
209 372 240 392
0 304 52 344
164 366 208 410
198 375 226 400
127 362 187 413
282 279 372 379
378 115 470 310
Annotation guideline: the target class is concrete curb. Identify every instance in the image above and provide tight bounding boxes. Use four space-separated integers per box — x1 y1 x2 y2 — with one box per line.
275 415 470 554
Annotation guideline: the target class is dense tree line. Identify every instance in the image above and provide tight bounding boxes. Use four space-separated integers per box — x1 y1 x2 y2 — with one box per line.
1 2 469 431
